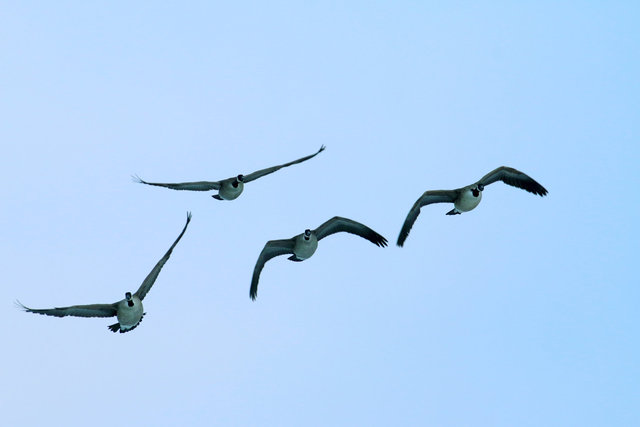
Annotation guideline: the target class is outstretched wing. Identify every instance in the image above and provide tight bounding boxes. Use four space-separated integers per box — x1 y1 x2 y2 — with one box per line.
314 216 388 247
477 166 547 196
133 175 221 191
250 239 296 300
16 300 117 318
242 145 326 183
134 212 192 301
397 190 458 247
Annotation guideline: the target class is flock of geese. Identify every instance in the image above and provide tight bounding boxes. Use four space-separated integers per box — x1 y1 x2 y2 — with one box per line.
17 146 548 333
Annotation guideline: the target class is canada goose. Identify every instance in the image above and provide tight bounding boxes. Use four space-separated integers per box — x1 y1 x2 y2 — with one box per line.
133 145 325 201
397 166 547 247
250 216 388 300
17 212 192 333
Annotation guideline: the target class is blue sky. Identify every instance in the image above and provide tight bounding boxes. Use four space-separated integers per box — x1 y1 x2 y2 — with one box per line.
1 2 639 426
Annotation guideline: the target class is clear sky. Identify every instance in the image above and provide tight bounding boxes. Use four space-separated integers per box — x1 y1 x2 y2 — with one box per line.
2 2 639 426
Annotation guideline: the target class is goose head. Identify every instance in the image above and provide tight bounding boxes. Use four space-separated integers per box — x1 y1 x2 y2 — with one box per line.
472 184 484 197
303 229 312 240
125 292 134 307
232 174 245 187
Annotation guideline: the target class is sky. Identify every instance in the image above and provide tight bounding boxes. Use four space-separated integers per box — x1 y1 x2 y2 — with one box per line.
1 1 639 426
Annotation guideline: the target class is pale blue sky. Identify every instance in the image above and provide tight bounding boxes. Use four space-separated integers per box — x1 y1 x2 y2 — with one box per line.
1 2 639 426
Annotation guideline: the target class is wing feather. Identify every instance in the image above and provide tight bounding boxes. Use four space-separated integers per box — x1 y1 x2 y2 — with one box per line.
17 300 117 318
314 216 388 247
477 166 547 196
134 212 192 300
242 146 325 183
133 175 221 191
397 190 458 247
250 239 295 300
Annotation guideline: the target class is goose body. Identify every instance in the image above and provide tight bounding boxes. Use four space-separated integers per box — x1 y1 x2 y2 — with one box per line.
293 231 319 261
250 216 388 300
217 179 245 200
397 166 547 246
114 294 144 332
17 212 192 333
134 145 325 201
453 187 483 213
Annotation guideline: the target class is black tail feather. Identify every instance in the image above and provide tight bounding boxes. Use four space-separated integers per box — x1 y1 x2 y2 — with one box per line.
107 313 146 334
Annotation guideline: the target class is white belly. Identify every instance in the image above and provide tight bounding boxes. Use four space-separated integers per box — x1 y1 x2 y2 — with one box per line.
455 188 482 212
293 234 318 260
116 297 144 331
219 182 244 200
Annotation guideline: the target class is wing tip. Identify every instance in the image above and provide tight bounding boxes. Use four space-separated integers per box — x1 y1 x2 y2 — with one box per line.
14 299 29 312
525 182 548 197
369 231 388 248
131 174 145 184
396 218 414 248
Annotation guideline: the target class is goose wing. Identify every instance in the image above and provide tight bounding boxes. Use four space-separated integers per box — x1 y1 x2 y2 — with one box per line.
397 190 459 247
133 175 221 191
242 145 325 183
250 239 296 300
17 300 117 318
477 166 547 196
314 216 388 247
134 212 192 301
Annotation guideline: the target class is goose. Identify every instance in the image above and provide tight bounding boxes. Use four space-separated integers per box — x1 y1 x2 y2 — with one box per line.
17 212 192 333
250 216 388 300
397 166 548 247
133 145 325 201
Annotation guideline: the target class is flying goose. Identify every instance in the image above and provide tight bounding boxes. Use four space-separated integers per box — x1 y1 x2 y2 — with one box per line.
397 166 548 247
250 216 388 300
17 212 192 333
133 145 325 201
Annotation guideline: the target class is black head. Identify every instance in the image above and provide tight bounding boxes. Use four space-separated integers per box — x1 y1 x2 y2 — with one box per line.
304 229 311 240
125 292 132 300
232 174 245 188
